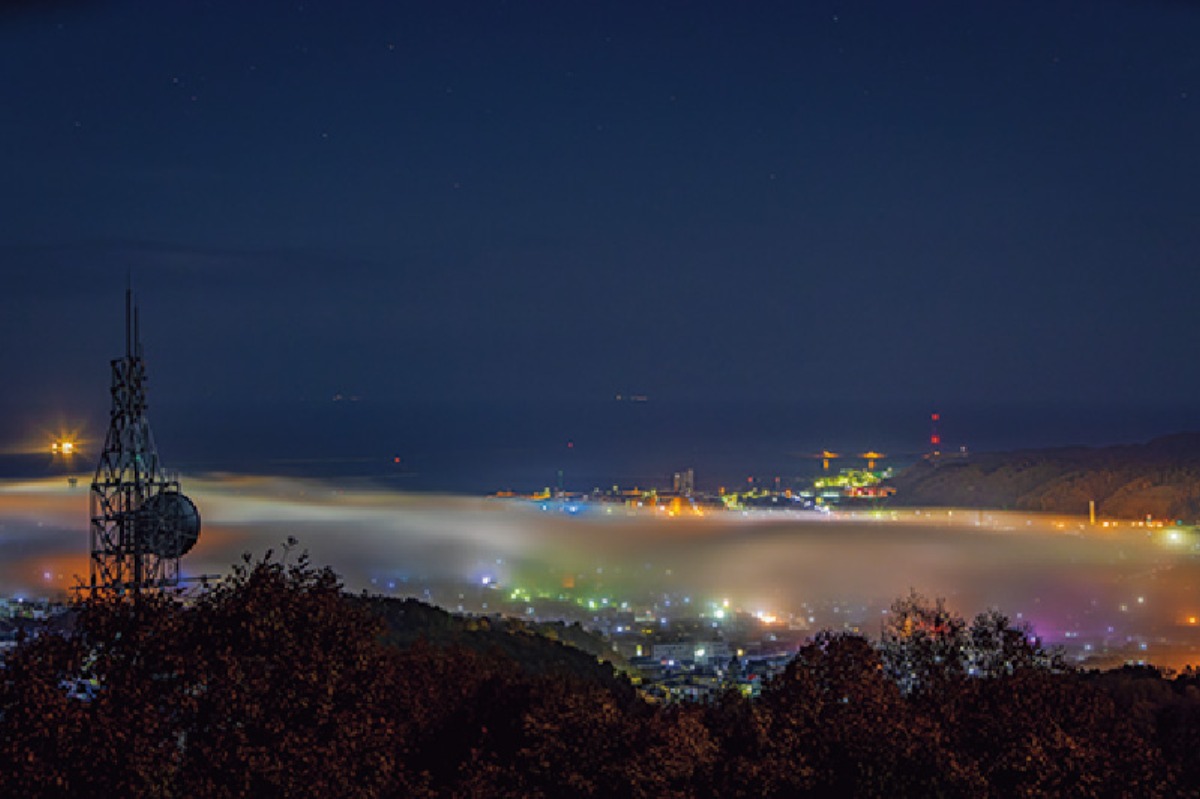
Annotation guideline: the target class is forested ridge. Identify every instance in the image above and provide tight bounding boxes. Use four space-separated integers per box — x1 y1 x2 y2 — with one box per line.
4 557 1200 797
890 432 1200 521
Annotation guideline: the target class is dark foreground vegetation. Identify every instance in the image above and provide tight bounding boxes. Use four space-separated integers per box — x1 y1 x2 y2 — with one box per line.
891 432 1200 520
4 557 1200 797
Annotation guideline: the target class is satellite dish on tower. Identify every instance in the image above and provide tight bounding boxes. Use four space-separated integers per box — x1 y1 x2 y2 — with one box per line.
138 490 201 559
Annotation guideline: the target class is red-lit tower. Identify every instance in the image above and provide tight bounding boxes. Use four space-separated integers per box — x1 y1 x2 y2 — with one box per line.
929 412 942 458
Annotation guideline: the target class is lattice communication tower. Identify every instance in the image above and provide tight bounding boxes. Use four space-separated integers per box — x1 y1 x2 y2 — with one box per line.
89 290 200 596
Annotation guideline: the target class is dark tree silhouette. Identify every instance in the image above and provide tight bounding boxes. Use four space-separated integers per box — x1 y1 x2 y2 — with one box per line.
1 554 406 798
758 631 982 797
880 590 967 695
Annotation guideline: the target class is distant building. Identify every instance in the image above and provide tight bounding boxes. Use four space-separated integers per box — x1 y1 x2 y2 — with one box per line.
652 640 731 666
672 468 695 497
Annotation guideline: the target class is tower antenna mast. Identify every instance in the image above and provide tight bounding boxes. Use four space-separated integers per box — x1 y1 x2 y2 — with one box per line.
88 289 200 596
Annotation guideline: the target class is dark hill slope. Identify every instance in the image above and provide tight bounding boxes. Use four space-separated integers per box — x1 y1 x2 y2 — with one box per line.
888 433 1200 520
353 596 633 698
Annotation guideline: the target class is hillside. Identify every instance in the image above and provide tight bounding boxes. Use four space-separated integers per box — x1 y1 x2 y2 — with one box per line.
355 596 633 695
6 556 1200 796
888 432 1200 521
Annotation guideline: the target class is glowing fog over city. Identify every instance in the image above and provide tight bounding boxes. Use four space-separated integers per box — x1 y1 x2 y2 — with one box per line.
5 473 1200 669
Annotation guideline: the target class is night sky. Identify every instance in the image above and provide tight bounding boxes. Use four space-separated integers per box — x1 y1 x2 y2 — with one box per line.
2 2 1198 424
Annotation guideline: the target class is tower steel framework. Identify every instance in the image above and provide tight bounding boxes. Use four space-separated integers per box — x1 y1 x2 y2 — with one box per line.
88 291 199 596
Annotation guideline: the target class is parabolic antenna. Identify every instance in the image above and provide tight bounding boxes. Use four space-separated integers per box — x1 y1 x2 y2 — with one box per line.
138 491 201 559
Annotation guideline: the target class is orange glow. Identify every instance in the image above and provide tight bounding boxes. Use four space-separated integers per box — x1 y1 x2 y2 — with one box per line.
11 553 90 595
0 423 89 457
860 451 886 469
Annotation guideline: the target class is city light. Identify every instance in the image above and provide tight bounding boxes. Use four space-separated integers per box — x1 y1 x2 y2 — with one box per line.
3 475 1200 671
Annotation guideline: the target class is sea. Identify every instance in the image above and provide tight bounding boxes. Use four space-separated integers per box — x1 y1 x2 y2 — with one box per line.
3 397 1198 492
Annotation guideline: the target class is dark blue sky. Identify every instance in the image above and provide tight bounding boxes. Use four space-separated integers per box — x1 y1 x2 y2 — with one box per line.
2 1 1198 414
